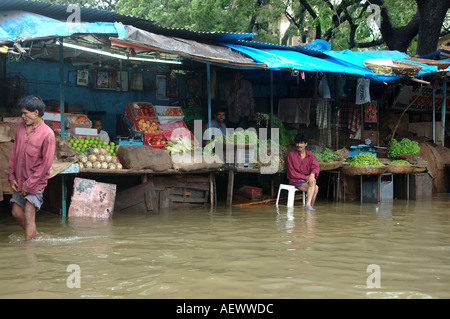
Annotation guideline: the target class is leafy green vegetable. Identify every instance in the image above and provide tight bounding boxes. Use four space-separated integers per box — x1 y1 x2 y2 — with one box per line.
271 115 298 146
347 152 384 167
389 160 411 165
312 147 336 162
223 129 258 144
387 138 420 158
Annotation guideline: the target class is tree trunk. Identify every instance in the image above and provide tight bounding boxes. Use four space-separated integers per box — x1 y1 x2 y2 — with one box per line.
415 0 450 56
379 7 420 52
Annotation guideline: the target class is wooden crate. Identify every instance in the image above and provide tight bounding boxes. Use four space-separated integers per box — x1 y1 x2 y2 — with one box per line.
115 174 215 212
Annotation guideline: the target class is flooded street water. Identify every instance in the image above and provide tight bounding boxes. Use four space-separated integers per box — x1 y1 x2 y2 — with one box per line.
0 194 449 299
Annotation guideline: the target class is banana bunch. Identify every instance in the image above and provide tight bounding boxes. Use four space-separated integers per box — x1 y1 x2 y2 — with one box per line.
165 136 195 155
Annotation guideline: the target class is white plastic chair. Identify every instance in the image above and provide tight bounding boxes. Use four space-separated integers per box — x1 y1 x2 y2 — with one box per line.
275 184 306 207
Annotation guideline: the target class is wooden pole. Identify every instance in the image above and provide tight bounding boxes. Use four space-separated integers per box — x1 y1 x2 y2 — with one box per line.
59 39 67 220
441 77 447 147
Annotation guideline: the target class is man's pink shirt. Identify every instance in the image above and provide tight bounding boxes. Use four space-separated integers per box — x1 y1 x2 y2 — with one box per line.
286 149 320 185
9 120 56 194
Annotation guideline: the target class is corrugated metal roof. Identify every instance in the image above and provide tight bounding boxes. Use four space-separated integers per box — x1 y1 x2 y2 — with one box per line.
0 0 256 42
234 40 327 56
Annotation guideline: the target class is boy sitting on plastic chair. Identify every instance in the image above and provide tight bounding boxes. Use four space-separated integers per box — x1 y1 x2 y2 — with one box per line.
286 133 320 210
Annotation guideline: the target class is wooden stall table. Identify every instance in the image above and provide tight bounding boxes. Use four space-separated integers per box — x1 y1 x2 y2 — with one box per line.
387 164 424 200
225 167 286 207
340 165 389 204
319 161 344 202
57 163 220 217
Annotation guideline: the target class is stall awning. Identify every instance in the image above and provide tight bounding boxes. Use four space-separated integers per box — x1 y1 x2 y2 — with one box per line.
0 11 126 42
110 25 266 69
220 42 439 82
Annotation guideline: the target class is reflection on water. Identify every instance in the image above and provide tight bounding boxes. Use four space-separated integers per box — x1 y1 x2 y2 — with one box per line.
0 194 449 299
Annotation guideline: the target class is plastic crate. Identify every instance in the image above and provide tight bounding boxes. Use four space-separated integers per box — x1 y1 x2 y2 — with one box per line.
143 132 166 149
159 120 199 146
66 113 92 129
48 121 61 129
237 185 263 200
133 118 161 133
155 105 184 124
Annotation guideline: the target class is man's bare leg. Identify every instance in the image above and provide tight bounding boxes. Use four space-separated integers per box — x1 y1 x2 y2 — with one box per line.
11 203 26 230
298 182 319 210
23 201 38 240
309 185 319 207
11 202 38 240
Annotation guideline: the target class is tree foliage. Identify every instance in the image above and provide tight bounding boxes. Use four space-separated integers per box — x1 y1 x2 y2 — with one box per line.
45 0 450 55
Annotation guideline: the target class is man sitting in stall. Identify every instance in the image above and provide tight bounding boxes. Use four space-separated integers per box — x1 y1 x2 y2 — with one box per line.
203 108 229 144
285 133 320 210
93 119 110 143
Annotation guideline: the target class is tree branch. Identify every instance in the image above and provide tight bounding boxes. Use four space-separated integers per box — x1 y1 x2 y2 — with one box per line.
299 0 322 38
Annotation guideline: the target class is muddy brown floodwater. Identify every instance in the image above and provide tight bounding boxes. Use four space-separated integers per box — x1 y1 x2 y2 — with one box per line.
0 193 449 299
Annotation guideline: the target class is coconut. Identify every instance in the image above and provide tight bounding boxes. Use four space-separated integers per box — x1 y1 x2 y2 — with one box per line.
93 161 102 169
79 154 88 164
88 154 97 162
84 161 93 168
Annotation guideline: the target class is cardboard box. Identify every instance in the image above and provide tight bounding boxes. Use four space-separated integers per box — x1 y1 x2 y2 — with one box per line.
68 127 98 136
66 114 92 129
43 111 62 122
68 178 117 219
155 105 184 124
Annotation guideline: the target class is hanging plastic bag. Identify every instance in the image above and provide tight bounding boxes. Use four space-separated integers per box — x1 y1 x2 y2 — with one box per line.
318 74 331 99
355 77 370 104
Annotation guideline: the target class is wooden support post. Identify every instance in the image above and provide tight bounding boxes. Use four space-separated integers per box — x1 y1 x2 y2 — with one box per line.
227 169 235 207
209 173 214 208
144 178 158 213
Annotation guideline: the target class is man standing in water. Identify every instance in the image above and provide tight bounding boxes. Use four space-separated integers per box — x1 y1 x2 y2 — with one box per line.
286 133 320 210
9 96 56 240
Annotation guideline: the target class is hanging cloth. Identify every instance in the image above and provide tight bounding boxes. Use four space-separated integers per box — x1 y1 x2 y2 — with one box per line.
278 98 311 126
316 98 329 129
316 99 332 147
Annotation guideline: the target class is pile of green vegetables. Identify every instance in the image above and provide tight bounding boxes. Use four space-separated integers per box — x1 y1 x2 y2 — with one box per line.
347 152 384 167
387 138 420 158
223 129 258 144
272 115 298 146
389 160 411 165
311 147 336 162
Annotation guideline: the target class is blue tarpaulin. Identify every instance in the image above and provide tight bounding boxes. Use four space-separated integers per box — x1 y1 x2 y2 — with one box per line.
0 11 126 42
220 42 439 82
